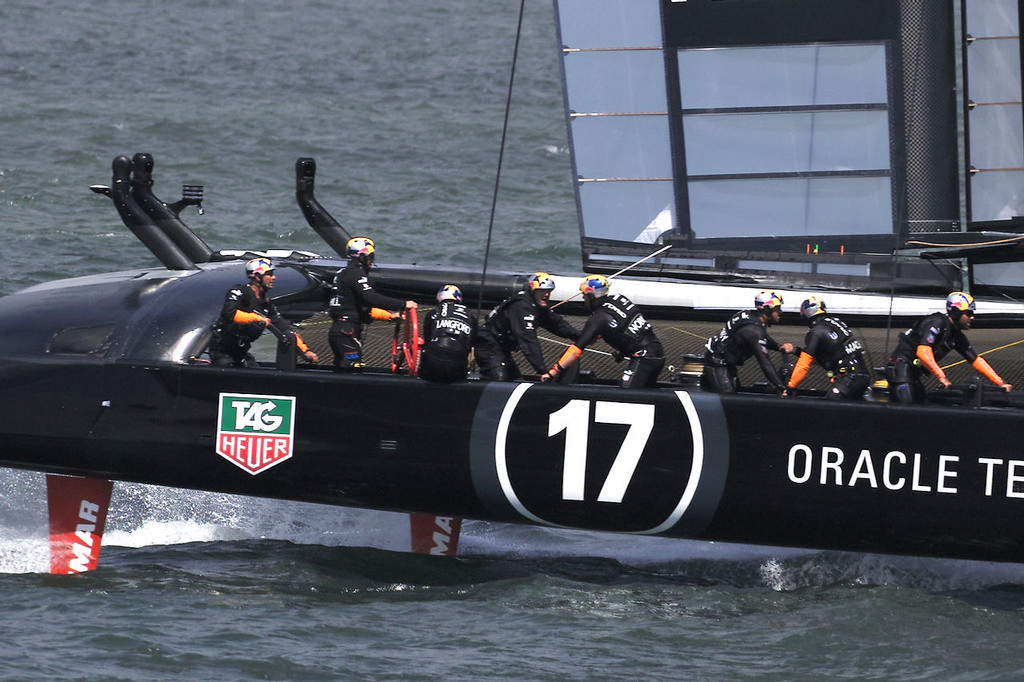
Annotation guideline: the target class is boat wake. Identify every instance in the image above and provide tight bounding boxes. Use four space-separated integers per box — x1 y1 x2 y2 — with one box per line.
4 469 1024 593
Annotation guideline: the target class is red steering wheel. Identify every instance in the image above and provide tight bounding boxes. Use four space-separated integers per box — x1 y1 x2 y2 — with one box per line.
391 309 420 376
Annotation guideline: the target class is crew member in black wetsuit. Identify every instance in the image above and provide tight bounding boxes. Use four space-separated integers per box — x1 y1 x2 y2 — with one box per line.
541 274 664 389
209 257 319 368
782 295 870 400
474 272 579 381
329 237 416 371
886 291 1012 403
419 284 476 383
701 291 795 393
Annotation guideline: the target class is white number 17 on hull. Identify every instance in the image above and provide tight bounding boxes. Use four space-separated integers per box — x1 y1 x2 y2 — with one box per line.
549 400 654 503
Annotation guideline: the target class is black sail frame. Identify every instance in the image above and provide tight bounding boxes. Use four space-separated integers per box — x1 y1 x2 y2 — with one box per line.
555 0 966 293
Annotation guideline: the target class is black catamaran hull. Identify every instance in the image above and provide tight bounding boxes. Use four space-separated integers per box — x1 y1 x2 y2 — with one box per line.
4 357 1024 564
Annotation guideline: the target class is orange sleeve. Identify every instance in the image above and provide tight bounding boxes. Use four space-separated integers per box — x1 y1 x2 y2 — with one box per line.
549 345 583 376
787 351 815 389
915 345 947 382
971 356 1004 386
294 334 309 354
233 310 265 324
370 307 393 321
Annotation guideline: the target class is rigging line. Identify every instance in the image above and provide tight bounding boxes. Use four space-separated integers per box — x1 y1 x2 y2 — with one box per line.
476 0 527 317
907 235 1024 247
941 337 1024 369
537 333 613 356
664 326 709 340
551 244 674 309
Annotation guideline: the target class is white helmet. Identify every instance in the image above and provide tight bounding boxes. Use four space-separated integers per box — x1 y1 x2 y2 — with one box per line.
245 257 274 279
346 237 375 260
946 291 976 316
755 290 783 311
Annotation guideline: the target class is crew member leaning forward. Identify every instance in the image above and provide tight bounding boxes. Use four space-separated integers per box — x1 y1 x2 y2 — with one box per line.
887 291 1011 403
541 274 664 389
783 295 870 400
701 291 795 393
474 272 579 381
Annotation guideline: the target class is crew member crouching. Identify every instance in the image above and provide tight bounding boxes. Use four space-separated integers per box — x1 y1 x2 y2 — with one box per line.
419 284 477 383
783 295 870 400
541 274 664 389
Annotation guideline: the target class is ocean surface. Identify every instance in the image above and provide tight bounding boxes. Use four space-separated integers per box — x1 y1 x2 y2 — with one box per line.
3 1 1024 680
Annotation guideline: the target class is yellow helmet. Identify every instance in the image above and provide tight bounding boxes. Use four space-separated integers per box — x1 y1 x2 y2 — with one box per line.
579 274 610 298
799 295 826 318
526 272 556 291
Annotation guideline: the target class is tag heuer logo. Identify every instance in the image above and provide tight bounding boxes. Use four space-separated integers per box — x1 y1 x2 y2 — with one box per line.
216 393 296 474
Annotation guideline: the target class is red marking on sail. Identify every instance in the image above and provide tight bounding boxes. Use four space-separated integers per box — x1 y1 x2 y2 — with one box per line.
46 474 113 574
409 514 462 556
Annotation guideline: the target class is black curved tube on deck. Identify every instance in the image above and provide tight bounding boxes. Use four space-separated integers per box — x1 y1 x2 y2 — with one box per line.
130 153 214 263
295 157 351 258
105 156 197 271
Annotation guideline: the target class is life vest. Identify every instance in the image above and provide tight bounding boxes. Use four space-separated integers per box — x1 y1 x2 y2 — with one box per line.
595 294 653 353
705 310 762 365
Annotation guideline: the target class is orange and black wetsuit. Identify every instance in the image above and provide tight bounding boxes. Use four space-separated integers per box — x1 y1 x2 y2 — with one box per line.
546 294 663 389
328 259 406 370
787 315 870 400
887 312 1004 403
210 283 311 367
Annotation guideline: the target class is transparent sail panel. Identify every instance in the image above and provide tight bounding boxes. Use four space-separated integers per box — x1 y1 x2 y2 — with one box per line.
571 115 672 180
964 0 1019 36
578 181 675 242
557 0 672 249
964 0 1024 222
562 50 667 114
679 42 892 245
683 111 890 176
688 177 892 240
679 44 888 108
556 0 662 48
970 169 1024 221
968 105 1024 172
